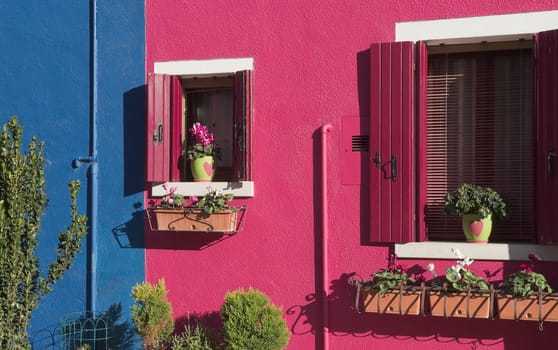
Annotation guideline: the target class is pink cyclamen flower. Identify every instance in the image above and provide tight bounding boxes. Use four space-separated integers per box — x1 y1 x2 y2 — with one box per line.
528 253 541 262
162 183 168 191
168 186 177 194
520 263 533 273
190 123 208 138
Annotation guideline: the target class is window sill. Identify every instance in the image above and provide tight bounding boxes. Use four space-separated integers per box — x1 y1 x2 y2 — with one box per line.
151 181 254 198
395 242 558 261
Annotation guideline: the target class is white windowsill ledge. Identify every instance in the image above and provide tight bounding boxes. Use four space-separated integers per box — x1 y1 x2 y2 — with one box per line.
151 181 254 198
395 242 558 262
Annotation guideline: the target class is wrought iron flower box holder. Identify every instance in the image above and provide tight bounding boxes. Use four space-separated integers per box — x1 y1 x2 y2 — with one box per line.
497 289 558 323
429 283 494 319
146 206 247 233
352 281 558 325
354 282 426 316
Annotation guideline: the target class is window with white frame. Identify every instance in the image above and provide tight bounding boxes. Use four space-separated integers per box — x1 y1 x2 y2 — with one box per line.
146 58 254 197
368 11 558 245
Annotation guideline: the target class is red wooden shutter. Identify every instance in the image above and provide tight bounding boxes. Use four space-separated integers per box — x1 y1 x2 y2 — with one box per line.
369 41 415 243
233 70 253 181
147 73 172 182
536 29 558 244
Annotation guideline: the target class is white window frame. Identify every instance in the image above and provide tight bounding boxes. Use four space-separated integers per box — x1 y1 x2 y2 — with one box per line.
394 10 558 261
151 58 255 198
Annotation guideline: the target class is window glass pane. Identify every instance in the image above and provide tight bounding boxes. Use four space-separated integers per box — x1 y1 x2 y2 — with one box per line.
426 48 533 241
184 86 234 181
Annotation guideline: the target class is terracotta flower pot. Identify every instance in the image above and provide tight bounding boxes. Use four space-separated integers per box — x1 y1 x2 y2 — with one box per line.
362 288 422 315
497 294 558 322
429 290 491 318
150 208 237 232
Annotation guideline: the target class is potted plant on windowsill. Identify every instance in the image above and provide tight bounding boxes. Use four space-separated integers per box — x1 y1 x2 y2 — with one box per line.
187 122 221 182
429 248 493 319
497 254 558 322
357 254 425 315
444 184 507 243
148 184 244 232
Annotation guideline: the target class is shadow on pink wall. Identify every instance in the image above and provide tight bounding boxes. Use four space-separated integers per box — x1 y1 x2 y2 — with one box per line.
286 272 558 349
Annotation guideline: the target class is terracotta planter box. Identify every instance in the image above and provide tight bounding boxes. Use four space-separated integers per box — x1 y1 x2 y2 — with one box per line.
149 208 238 232
429 291 491 318
362 289 422 315
497 294 558 322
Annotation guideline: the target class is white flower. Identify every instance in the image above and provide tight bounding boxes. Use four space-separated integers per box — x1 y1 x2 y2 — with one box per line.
462 256 474 266
427 263 437 277
451 247 464 259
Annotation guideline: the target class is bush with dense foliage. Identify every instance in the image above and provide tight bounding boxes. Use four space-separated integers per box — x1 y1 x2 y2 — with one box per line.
221 288 290 350
131 279 175 350
0 116 87 349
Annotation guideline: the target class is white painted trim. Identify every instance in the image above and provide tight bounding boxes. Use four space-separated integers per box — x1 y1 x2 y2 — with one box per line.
154 58 254 76
151 181 254 198
394 11 558 260
396 10 558 43
395 242 558 262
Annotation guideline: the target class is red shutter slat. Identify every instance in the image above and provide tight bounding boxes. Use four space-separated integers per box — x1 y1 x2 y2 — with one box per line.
147 73 172 182
233 70 253 181
170 76 182 181
536 29 558 244
369 41 415 243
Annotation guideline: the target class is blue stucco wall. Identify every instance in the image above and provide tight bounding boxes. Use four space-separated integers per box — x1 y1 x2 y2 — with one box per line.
0 1 145 348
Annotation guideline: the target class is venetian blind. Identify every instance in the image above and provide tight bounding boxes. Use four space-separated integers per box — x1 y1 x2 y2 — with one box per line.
425 47 534 241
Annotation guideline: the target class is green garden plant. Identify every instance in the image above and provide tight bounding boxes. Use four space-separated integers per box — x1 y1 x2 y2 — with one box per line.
502 253 553 297
361 253 417 295
131 279 175 350
444 183 507 220
193 187 234 215
170 322 213 350
221 288 290 350
0 116 88 349
431 248 490 292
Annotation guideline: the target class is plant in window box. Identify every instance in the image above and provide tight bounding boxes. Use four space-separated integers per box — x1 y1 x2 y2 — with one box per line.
357 254 425 315
444 183 507 243
497 253 558 322
186 122 221 182
149 185 242 232
429 248 493 319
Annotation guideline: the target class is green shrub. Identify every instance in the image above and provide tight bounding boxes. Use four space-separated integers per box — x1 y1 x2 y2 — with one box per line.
131 279 174 350
171 322 213 350
221 288 290 350
0 116 87 349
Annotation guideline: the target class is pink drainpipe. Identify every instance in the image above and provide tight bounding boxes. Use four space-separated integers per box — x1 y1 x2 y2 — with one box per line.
320 124 332 350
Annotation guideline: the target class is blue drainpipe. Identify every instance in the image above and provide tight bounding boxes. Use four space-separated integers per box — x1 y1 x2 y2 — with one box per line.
73 0 98 315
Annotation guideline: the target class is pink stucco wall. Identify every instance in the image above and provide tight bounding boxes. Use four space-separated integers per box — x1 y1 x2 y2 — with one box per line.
146 1 558 349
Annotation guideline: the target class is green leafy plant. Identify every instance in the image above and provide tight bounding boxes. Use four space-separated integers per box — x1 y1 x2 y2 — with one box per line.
158 183 185 208
221 288 290 350
192 187 234 215
502 253 553 297
431 248 490 292
170 322 214 350
362 254 416 295
444 183 507 220
131 279 174 350
0 116 88 349
186 123 221 160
